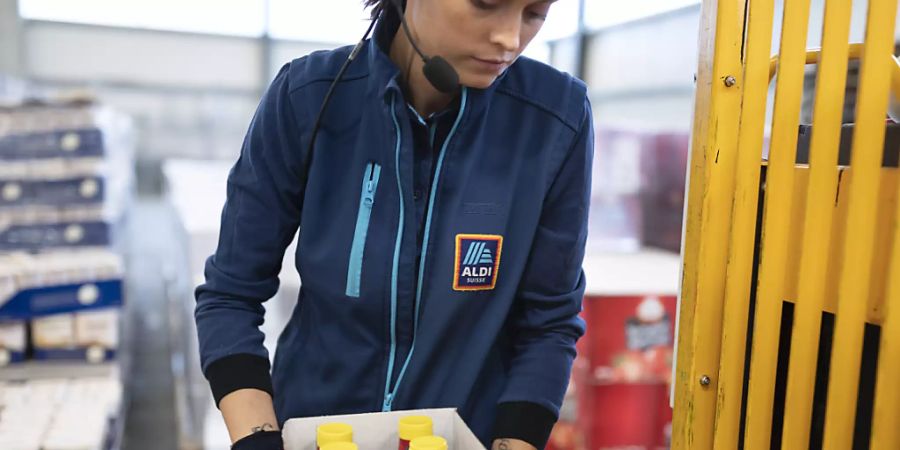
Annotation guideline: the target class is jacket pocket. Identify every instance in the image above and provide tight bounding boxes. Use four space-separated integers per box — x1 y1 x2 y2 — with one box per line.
345 162 382 298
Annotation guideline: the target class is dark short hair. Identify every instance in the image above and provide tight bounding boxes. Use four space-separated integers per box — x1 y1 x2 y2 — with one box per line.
363 0 405 19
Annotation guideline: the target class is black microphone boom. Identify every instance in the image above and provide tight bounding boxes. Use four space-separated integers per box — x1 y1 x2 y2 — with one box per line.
390 0 460 93
304 8 380 175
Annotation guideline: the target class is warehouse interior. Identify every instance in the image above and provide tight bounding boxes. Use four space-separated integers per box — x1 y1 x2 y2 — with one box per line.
1 1 898 449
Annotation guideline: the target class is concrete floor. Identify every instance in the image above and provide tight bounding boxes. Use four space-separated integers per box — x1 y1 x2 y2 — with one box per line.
120 199 180 450
118 197 297 450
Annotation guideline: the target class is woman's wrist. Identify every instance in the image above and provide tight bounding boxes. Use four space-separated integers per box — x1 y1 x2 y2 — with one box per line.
220 389 279 444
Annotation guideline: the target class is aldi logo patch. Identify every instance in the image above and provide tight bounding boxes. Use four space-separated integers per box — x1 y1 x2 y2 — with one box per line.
453 234 503 291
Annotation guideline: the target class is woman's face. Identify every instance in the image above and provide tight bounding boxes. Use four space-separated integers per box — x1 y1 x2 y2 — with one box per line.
405 0 555 89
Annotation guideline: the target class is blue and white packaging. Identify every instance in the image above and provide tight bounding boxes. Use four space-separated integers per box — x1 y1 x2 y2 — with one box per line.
0 103 135 252
32 313 76 353
0 101 131 366
0 128 105 160
0 104 129 161
0 220 113 251
0 249 124 320
0 152 133 214
32 309 119 363
0 320 26 366
0 176 105 207
0 203 126 252
74 308 120 362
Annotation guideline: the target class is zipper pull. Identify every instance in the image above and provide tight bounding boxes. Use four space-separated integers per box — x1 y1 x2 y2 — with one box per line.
382 393 394 412
364 184 375 207
366 163 377 193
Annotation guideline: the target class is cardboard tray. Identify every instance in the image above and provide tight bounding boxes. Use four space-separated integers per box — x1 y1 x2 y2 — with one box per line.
283 408 486 450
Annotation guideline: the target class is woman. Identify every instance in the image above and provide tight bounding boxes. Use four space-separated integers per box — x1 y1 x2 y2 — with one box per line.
194 1 594 449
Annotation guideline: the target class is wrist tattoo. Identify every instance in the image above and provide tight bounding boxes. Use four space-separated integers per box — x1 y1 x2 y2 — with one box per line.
498 439 511 450
250 423 276 434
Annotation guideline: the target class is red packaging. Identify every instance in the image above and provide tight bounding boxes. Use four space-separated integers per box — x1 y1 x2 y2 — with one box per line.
576 295 677 450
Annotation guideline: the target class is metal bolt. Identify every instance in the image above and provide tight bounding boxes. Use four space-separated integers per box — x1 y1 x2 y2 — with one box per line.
700 375 711 386
724 76 736 87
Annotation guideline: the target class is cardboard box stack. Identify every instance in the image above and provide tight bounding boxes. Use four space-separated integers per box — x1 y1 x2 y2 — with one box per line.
0 101 132 365
0 99 133 449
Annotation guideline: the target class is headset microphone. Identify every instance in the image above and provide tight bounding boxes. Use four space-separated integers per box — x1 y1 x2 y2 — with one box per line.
389 0 460 94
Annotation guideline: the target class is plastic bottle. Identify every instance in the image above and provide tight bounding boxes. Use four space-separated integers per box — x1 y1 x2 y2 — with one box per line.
321 443 358 450
398 415 434 450
410 435 448 450
316 423 353 449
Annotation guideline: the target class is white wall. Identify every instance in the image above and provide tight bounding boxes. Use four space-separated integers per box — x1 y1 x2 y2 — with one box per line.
15 20 344 161
584 6 701 132
586 6 700 92
581 1 899 132
24 21 263 90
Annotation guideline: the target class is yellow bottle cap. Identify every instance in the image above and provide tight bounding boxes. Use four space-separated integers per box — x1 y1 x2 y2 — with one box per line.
398 415 434 441
410 435 448 450
321 443 358 450
317 422 353 446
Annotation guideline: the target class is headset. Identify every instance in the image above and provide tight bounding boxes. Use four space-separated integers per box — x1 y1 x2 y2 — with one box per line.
303 0 461 174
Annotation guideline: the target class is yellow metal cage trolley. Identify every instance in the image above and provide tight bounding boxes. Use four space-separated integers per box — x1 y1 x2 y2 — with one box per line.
672 0 900 449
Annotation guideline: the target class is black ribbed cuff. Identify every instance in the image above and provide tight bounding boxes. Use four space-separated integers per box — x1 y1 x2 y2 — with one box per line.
232 430 283 450
492 401 557 449
206 354 273 407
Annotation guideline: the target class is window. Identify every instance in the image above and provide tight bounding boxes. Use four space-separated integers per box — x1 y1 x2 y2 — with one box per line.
18 0 266 36
522 0 580 64
267 0 373 44
535 0 581 43
586 0 701 29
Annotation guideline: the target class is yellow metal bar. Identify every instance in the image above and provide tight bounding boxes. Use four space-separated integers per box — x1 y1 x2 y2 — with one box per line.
672 4 719 441
712 0 774 447
872 172 900 448
743 0 811 446
672 3 724 442
769 43 900 100
783 166 810 305
822 0 899 446
867 171 900 324
780 0 852 447
672 0 745 448
782 168 899 325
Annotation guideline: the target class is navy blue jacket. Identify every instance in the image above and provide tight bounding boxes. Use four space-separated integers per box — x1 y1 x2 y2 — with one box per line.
195 15 593 449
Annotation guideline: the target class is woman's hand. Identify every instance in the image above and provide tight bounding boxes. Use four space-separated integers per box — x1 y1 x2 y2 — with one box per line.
491 438 538 450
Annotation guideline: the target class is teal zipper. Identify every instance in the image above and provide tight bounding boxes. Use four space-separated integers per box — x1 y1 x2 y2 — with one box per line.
382 88 469 411
345 162 381 298
383 93 405 411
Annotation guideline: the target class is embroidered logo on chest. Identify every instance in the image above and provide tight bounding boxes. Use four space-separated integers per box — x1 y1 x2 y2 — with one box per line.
453 234 503 291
